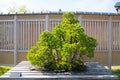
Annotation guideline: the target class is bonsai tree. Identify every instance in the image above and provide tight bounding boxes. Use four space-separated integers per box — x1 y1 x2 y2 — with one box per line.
27 12 97 72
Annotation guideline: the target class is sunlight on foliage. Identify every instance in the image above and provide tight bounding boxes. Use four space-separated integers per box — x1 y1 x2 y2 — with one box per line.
0 66 12 76
27 12 97 71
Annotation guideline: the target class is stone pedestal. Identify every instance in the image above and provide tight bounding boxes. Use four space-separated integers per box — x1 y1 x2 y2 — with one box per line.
0 61 118 80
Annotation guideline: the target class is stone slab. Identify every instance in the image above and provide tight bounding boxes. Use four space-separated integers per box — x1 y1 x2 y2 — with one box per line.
0 61 118 80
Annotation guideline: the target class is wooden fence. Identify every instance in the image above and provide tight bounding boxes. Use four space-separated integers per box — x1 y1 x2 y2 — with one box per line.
0 12 120 66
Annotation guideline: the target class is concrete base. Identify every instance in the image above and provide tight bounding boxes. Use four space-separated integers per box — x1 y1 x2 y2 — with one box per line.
0 61 118 80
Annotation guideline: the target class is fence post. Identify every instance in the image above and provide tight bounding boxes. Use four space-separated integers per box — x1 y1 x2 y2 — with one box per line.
108 16 112 70
14 15 17 66
78 15 82 25
45 15 49 30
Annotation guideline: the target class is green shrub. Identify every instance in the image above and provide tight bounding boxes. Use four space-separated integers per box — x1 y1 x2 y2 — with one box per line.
27 12 97 72
45 61 72 72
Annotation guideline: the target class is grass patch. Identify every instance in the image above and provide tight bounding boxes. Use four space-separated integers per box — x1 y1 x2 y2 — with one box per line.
0 66 12 76
104 66 120 79
113 69 120 79
111 66 120 79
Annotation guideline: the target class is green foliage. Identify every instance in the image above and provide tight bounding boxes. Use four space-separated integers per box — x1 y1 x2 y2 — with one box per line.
18 5 27 12
8 5 28 13
0 66 12 76
45 61 72 71
113 69 120 79
27 12 97 72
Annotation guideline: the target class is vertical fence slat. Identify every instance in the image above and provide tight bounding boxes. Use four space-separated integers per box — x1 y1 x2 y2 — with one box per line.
25 21 27 50
116 22 118 49
22 21 25 50
38 21 40 39
28 21 30 50
104 21 106 50
119 22 120 50
8 22 10 50
31 21 33 46
17 21 20 50
3 22 5 49
45 15 49 30
35 21 37 43
106 21 108 50
20 21 22 50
